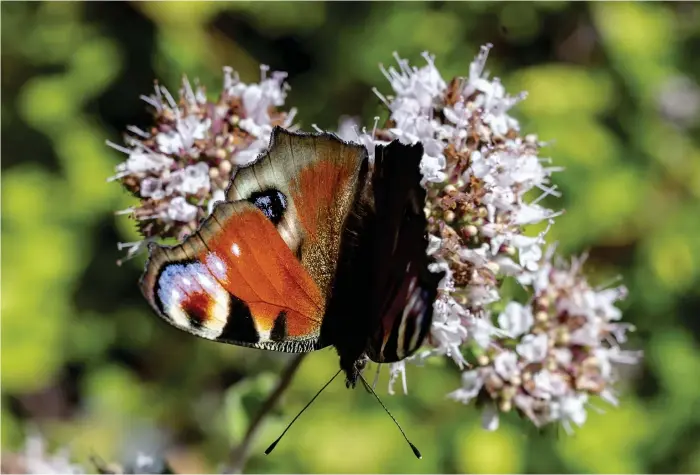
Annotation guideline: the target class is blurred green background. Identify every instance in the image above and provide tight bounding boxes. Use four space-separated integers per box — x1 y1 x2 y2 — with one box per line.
2 1 700 473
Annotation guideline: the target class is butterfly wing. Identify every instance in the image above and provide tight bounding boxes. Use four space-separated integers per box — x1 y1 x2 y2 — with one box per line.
227 127 369 298
141 200 326 351
140 127 369 352
366 141 444 363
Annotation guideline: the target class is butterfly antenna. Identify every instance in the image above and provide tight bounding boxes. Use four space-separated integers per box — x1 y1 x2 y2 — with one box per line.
358 374 422 459
265 369 342 455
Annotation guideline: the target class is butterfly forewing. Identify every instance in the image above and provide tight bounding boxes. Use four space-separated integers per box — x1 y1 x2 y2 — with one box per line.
227 128 368 297
141 127 369 353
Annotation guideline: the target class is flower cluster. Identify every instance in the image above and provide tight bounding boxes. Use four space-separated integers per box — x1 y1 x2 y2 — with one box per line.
1 432 170 475
448 250 640 432
355 45 640 431
108 65 296 262
1 433 85 474
356 46 560 364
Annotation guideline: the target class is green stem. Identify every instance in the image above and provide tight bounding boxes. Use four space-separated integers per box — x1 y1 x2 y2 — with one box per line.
225 354 307 474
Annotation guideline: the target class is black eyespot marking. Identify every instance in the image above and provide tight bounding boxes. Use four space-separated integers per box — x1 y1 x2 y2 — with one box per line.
247 189 287 225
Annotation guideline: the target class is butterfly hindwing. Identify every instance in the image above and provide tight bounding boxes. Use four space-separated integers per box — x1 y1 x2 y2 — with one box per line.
367 141 443 363
141 200 326 351
141 127 369 353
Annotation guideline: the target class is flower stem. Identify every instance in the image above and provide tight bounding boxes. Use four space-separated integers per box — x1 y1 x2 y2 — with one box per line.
225 354 307 474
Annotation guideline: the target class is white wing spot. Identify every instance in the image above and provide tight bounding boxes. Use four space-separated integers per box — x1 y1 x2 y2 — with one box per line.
182 277 192 287
206 253 227 280
198 274 215 290
232 243 241 257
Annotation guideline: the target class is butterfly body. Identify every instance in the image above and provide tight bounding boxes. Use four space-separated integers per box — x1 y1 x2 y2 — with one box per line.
141 127 442 387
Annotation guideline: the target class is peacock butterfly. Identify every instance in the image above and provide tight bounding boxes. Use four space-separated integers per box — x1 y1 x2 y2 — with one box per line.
140 126 442 395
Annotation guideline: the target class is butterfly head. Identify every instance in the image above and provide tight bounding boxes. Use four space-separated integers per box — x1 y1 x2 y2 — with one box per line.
342 353 369 389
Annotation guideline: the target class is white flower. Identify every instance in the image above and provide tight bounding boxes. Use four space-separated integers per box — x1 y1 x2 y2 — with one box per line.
166 162 211 196
459 244 490 267
238 118 272 138
512 234 544 272
181 162 211 194
516 333 548 363
240 69 289 124
447 370 484 404
657 75 700 127
430 297 468 367
242 84 269 123
207 189 226 215
336 116 361 142
569 318 603 346
493 350 519 381
493 255 522 275
599 388 619 407
531 370 568 399
156 115 210 155
590 287 626 321
465 44 493 94
467 285 500 307
21 434 84 474
233 138 269 166
115 150 173 175
552 347 573 366
388 361 408 395
443 100 471 128
513 203 558 225
466 312 505 348
380 51 446 110
549 393 588 434
420 153 447 183
497 302 533 338
167 196 198 222
467 150 487 179
509 152 548 187
428 260 453 291
482 403 500 431
426 235 442 256
141 177 165 199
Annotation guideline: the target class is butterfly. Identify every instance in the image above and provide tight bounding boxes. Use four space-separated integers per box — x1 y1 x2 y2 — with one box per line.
140 126 443 388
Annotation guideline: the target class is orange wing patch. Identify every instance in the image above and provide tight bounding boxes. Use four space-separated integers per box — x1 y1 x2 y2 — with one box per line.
291 159 355 242
205 203 324 337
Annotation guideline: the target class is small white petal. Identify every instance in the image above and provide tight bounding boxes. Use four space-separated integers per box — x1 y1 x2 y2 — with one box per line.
482 403 500 431
141 177 165 199
426 235 442 256
167 197 198 222
493 350 519 380
207 189 226 215
497 302 533 338
388 361 408 396
516 333 548 363
447 370 484 404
